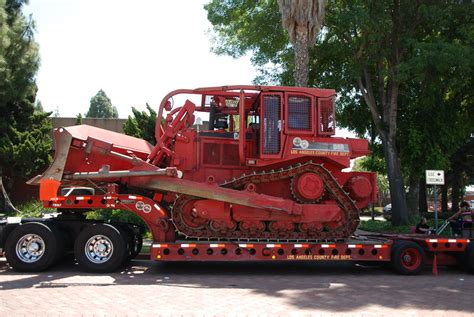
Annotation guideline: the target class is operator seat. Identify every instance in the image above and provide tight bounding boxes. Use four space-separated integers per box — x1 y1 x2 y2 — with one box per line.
214 115 228 130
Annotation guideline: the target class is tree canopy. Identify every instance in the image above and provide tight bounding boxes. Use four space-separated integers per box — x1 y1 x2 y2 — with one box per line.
123 104 157 145
86 89 118 118
0 0 39 147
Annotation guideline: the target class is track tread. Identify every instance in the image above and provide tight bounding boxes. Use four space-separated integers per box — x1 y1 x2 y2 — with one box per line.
171 162 360 242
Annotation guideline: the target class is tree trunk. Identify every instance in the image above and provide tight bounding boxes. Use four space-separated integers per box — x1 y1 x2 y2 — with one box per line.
382 136 410 225
406 175 419 218
418 179 428 214
357 68 408 225
441 185 448 213
451 166 461 213
293 26 309 87
0 167 21 215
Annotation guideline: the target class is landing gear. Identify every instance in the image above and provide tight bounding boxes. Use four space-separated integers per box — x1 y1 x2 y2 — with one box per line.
5 222 64 272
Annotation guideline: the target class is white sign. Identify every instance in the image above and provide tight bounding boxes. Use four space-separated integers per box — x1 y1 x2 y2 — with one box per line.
426 170 444 185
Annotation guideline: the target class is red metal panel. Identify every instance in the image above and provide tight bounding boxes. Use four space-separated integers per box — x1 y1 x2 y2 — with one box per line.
150 241 392 262
423 238 470 252
45 194 173 242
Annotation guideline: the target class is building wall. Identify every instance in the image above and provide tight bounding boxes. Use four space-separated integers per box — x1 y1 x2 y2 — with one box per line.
51 117 127 133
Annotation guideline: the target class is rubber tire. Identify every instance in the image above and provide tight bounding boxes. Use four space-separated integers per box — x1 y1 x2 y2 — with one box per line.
463 242 474 274
5 222 63 272
113 225 141 261
391 240 426 275
129 233 143 260
74 224 128 273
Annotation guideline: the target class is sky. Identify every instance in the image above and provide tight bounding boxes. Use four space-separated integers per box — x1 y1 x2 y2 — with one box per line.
23 0 258 118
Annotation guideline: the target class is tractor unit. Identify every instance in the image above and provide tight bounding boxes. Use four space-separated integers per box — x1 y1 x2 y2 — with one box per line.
0 85 472 275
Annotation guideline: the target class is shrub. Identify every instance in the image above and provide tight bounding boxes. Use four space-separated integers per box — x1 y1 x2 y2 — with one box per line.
14 200 45 218
359 220 413 234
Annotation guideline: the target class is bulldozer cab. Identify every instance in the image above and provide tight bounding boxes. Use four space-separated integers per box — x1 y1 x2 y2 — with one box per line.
149 86 337 168
257 91 336 159
198 87 336 163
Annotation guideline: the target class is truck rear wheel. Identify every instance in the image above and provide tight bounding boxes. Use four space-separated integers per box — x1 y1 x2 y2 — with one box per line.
74 224 127 273
391 240 425 275
5 222 63 272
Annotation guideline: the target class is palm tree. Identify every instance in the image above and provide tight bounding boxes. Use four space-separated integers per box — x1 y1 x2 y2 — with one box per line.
278 0 326 87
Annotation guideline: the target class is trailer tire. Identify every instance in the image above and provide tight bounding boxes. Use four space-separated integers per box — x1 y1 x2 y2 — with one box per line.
464 242 474 273
391 240 425 275
115 225 143 261
128 233 143 260
74 224 127 273
5 222 63 272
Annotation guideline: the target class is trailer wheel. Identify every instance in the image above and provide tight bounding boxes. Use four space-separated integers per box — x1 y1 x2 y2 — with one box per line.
115 225 143 261
464 242 474 273
128 233 143 260
74 224 127 273
391 240 425 275
5 222 63 272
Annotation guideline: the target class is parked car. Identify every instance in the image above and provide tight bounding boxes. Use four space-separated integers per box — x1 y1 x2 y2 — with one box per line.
383 203 392 219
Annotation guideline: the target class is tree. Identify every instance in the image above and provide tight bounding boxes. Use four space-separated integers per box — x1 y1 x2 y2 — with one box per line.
86 89 118 118
205 0 289 85
205 0 325 87
277 0 326 86
206 0 474 226
326 1 421 225
449 136 474 213
389 2 473 215
75 113 83 125
34 99 43 111
315 1 473 224
0 0 52 209
123 104 157 144
52 106 60 117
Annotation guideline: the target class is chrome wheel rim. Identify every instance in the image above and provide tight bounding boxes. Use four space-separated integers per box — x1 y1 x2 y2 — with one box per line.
85 235 114 264
16 234 46 263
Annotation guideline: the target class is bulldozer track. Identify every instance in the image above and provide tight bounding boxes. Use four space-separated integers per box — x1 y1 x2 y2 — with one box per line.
171 161 360 242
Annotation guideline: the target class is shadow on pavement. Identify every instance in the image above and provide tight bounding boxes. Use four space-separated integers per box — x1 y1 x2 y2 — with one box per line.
1 257 472 312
